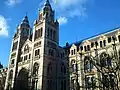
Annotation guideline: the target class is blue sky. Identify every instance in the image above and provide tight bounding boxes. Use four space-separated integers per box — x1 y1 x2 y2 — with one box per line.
0 0 120 66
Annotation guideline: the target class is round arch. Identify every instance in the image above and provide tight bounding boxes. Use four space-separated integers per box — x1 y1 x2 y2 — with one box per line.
33 62 39 76
15 68 29 90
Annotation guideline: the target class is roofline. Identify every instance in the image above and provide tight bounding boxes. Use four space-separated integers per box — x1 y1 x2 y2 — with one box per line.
62 26 120 48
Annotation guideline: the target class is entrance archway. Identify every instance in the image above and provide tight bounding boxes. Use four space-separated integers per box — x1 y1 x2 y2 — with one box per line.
15 68 29 90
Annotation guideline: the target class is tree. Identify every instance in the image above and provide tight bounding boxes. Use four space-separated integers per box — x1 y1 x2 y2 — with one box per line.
78 37 120 90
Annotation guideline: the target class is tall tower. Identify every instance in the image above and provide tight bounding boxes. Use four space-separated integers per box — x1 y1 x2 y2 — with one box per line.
5 15 31 90
32 0 59 90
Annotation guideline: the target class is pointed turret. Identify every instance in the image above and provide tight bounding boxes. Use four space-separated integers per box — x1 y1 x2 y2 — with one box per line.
20 15 30 28
44 0 52 10
14 14 31 38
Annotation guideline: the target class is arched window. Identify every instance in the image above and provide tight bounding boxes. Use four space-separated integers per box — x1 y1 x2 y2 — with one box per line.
12 41 18 51
118 35 120 42
103 40 106 47
24 44 29 53
87 45 90 51
91 42 94 48
100 41 103 47
33 63 39 76
47 63 52 75
71 60 76 72
84 56 93 72
60 80 66 90
47 80 52 90
60 63 66 75
100 52 111 67
108 37 111 43
71 50 73 55
34 30 38 40
80 46 83 51
35 49 40 56
85 76 96 89
15 68 29 90
84 46 87 51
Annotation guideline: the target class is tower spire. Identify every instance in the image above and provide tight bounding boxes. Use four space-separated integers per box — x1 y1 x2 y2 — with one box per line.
44 0 51 8
46 0 49 3
25 12 27 17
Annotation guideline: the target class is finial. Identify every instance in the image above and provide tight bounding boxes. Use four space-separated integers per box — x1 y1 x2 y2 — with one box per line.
46 0 49 3
45 0 50 6
26 12 27 16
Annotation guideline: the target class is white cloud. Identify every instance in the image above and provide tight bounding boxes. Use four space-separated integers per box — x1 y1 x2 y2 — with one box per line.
53 0 87 9
5 0 21 6
52 0 88 17
38 0 93 25
0 15 9 36
58 17 68 25
49 0 92 24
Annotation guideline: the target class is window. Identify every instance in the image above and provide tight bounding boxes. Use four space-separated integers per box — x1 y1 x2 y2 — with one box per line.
61 63 66 75
100 41 102 47
103 40 106 47
84 56 93 72
77 46 79 51
24 44 29 53
34 41 41 47
11 59 14 64
33 63 39 75
118 35 120 42
112 36 117 41
100 53 111 67
84 46 87 51
71 60 76 72
34 30 38 40
60 80 66 90
108 37 111 43
85 76 96 89
29 54 31 59
38 29 40 37
87 45 90 51
51 50 54 56
47 63 52 75
102 75 109 88
12 41 18 51
71 79 75 90
35 49 40 56
24 55 27 60
34 28 43 40
91 42 94 48
95 41 98 47
74 49 76 54
48 49 54 56
71 50 73 55
47 80 52 90
80 46 83 51
40 28 43 37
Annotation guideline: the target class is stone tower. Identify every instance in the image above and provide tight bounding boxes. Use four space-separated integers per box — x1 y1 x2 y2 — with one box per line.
32 0 59 89
4 15 31 90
